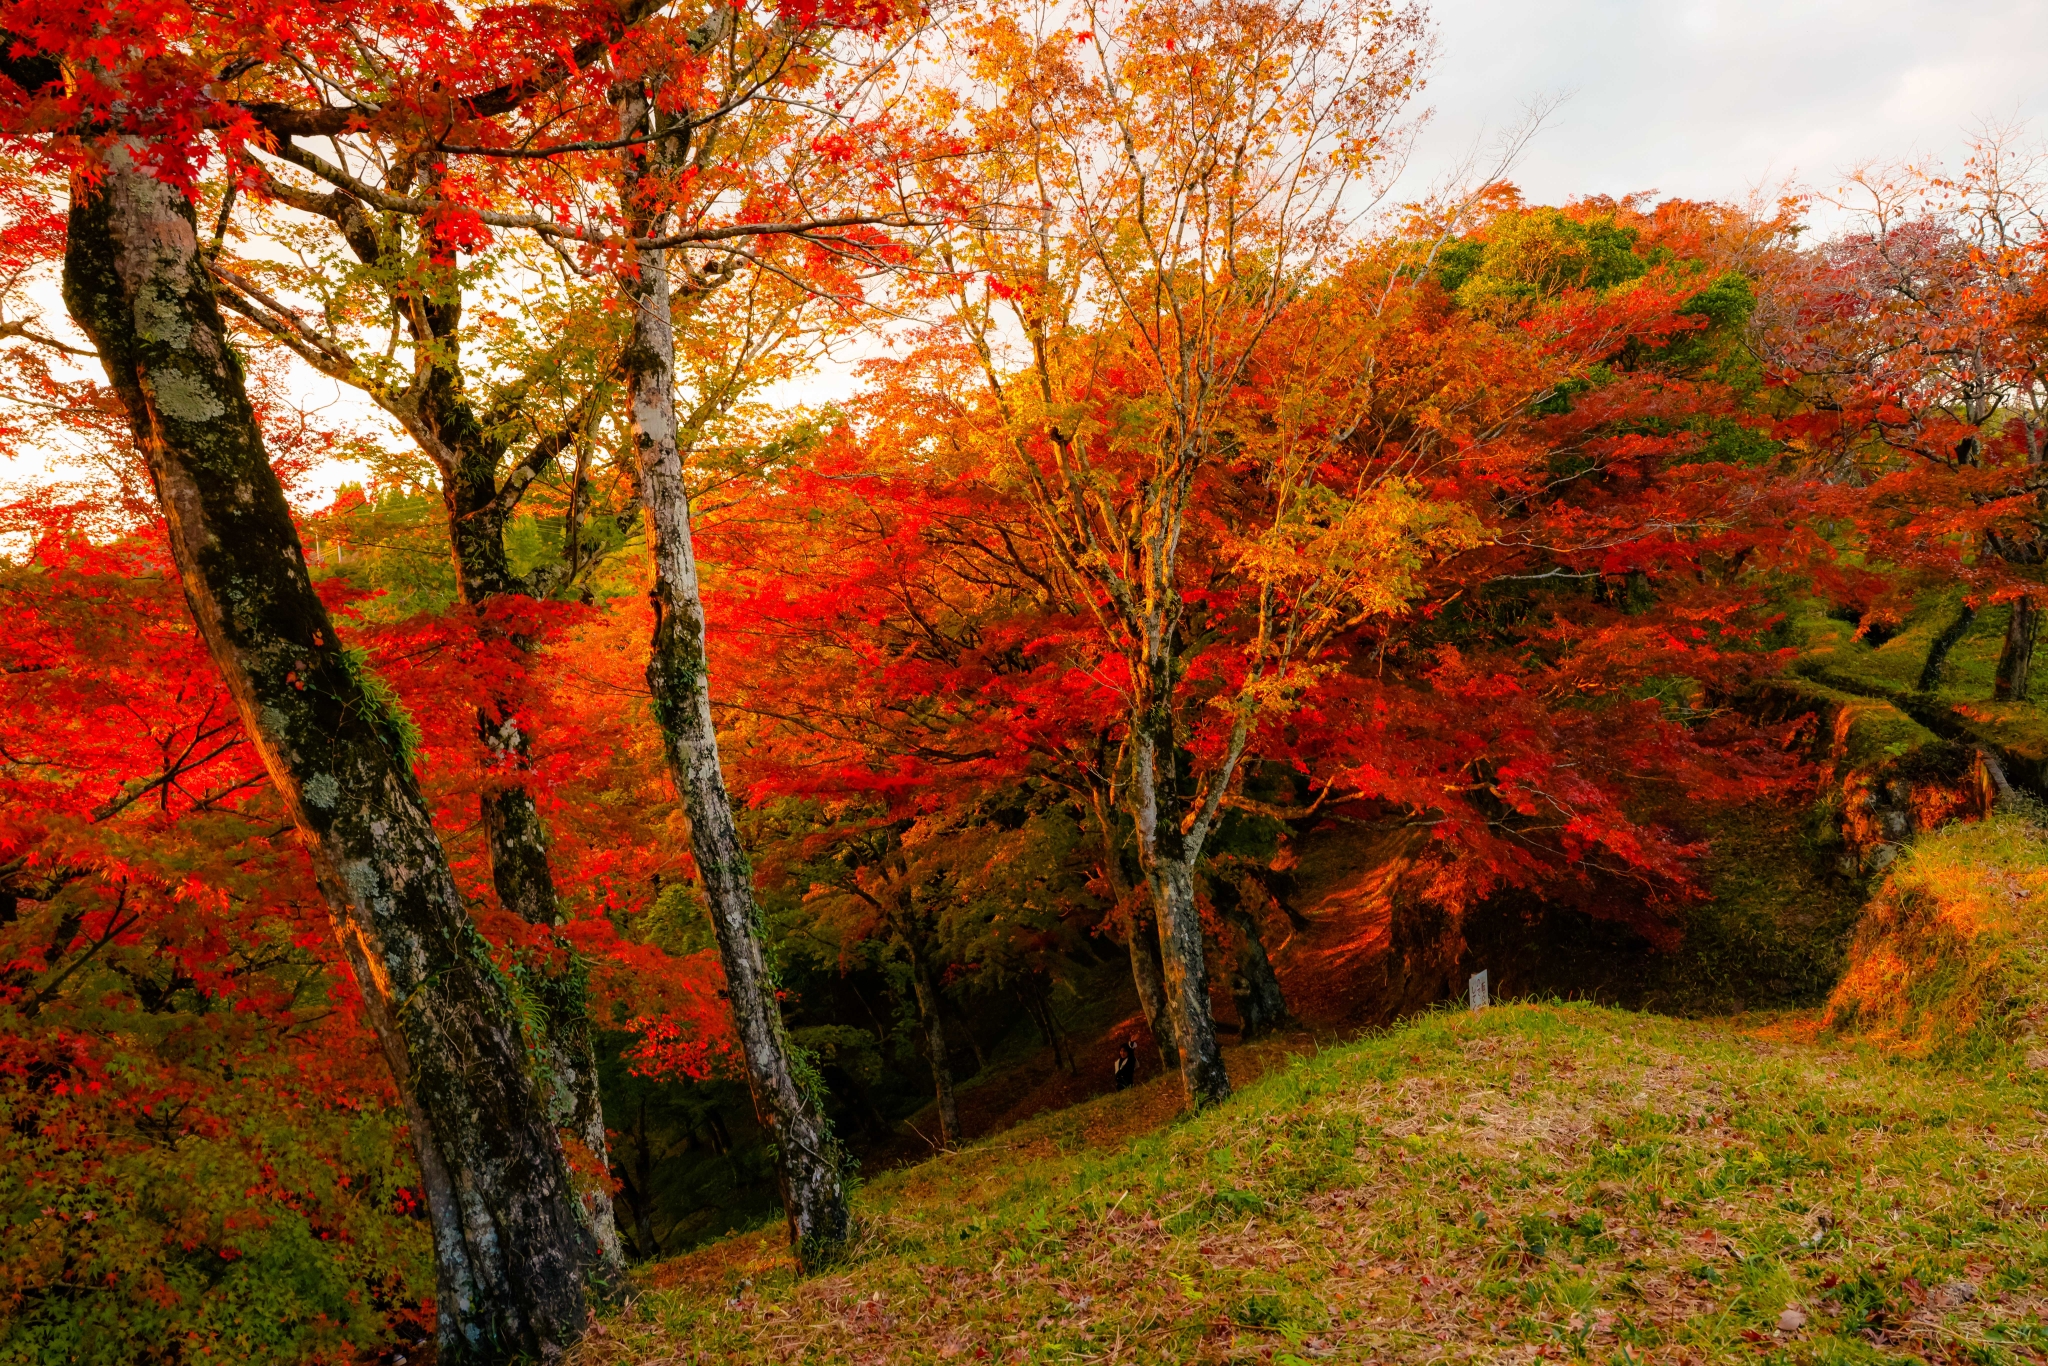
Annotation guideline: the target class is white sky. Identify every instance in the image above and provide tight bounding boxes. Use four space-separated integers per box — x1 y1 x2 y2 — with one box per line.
1404 0 2047 208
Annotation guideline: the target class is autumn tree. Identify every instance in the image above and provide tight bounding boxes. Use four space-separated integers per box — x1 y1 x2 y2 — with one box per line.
923 0 1439 1107
62 0 959 1265
60 153 595 1361
597 0 958 1256
1762 129 2048 699
691 179 1823 1065
0 13 631 1355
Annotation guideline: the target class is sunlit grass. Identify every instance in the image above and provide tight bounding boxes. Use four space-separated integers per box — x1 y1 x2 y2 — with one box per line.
1826 812 2048 1065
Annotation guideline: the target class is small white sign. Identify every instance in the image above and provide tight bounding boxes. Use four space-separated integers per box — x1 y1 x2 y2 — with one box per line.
1468 970 1490 1011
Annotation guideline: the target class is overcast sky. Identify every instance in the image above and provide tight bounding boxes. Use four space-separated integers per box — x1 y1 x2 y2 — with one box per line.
1404 0 2047 209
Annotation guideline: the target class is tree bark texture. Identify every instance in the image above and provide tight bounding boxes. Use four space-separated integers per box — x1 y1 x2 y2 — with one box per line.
272 172 624 1274
1212 877 1290 1039
1131 725 1231 1108
615 87 849 1265
904 944 959 1147
64 147 590 1363
1125 908 1179 1071
1995 595 2038 702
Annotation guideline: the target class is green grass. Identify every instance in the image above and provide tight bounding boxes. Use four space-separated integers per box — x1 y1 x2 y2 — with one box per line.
582 1005 2048 1364
1792 593 2048 772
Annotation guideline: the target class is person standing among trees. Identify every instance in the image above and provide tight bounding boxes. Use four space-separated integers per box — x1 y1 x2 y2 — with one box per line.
1113 1037 1139 1091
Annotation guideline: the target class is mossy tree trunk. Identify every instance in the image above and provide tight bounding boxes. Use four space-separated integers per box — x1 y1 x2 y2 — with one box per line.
1995 596 2038 702
1131 715 1233 1109
63 143 591 1364
614 83 849 1266
233 165 624 1275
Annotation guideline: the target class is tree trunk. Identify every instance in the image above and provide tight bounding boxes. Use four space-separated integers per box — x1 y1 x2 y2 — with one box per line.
521 952 625 1280
470 693 620 1281
1132 726 1232 1109
428 221 622 1295
1019 981 1073 1072
612 1096 661 1260
288 168 624 1279
1995 596 2037 702
64 145 589 1363
1212 877 1290 1039
480 777 558 921
615 85 848 1267
1125 907 1179 1071
946 996 989 1075
904 943 958 1147
1917 601 1976 692
1088 786 1179 1072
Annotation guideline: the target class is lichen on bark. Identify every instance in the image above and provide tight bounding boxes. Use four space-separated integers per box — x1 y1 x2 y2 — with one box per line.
63 142 595 1363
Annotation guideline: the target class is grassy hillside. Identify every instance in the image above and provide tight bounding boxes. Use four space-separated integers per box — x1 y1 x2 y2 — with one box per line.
1795 595 2048 785
578 1004 2048 1365
1825 812 2048 1065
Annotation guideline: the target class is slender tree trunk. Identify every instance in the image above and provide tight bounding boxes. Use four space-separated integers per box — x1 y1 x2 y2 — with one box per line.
1213 877 1290 1039
1088 786 1178 1071
1918 600 1976 692
1125 909 1179 1070
611 1096 660 1260
1132 724 1232 1109
475 720 559 927
468 696 620 1281
614 85 848 1266
904 943 958 1147
287 170 624 1277
1020 981 1073 1072
64 145 589 1363
947 996 989 1075
429 225 621 1293
1995 596 2038 701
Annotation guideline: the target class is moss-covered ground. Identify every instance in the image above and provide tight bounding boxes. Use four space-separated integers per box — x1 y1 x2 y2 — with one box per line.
580 1004 2048 1365
1795 595 2048 777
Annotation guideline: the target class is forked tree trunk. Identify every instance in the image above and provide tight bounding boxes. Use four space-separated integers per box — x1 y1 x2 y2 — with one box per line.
1132 724 1232 1109
614 86 849 1266
64 145 590 1363
1995 596 2037 702
904 943 959 1147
